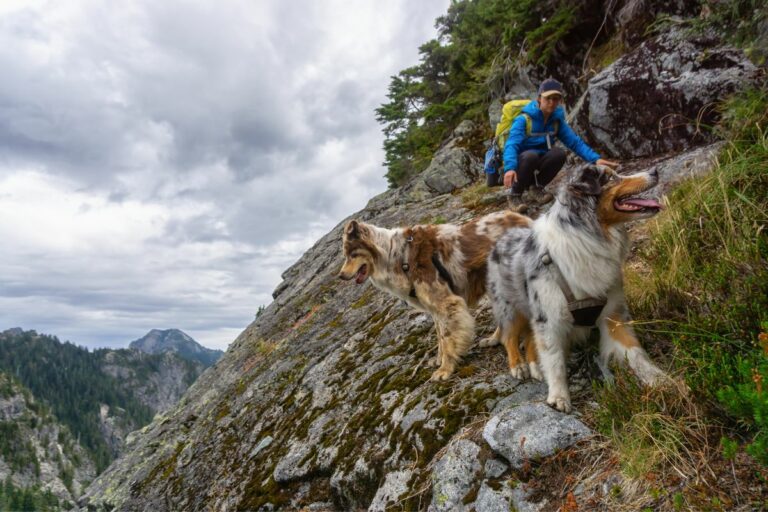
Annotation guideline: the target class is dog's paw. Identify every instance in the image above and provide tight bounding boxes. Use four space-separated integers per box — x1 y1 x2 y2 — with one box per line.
529 362 544 381
428 356 441 368
547 396 572 413
430 368 453 381
509 363 530 380
477 336 500 348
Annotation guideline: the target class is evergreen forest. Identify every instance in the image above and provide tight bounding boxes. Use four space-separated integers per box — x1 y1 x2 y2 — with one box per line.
0 330 154 473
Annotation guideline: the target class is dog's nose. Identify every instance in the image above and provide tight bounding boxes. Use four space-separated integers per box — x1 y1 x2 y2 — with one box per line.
649 168 659 178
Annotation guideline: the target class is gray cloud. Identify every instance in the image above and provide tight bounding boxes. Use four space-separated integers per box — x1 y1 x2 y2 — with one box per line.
0 0 449 350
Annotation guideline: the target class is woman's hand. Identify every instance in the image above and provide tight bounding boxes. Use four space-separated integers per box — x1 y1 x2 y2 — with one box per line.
595 158 619 169
503 170 517 188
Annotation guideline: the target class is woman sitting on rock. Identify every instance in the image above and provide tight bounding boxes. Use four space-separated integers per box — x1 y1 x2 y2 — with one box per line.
495 78 619 211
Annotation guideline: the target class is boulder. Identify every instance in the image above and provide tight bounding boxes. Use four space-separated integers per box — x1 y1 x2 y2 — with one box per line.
407 121 482 199
483 402 592 470
612 1 700 47
488 69 538 130
472 481 545 512
368 469 413 511
572 28 759 159
428 439 481 512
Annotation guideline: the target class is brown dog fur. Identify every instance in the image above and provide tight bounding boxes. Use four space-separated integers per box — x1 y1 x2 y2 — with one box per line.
339 211 531 381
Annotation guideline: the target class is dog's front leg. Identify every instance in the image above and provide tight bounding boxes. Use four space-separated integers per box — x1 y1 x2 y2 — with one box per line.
525 334 543 381
533 326 572 413
528 280 572 411
415 282 475 381
502 311 530 380
599 309 667 386
431 320 445 368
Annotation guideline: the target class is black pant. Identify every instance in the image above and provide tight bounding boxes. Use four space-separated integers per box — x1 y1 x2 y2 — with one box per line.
486 147 566 192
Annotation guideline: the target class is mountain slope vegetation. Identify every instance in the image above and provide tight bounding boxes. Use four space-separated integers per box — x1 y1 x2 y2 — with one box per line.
621 88 768 465
0 372 93 510
0 330 154 473
376 0 766 187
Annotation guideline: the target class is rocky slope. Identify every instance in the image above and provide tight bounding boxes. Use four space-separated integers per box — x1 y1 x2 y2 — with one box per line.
129 328 224 368
95 348 207 456
81 19 762 512
0 373 96 508
98 348 205 416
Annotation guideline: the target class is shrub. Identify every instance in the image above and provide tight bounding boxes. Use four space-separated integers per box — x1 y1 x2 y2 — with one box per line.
624 87 768 464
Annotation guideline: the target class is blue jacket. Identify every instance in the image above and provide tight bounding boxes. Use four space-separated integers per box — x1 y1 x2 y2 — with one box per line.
502 100 600 173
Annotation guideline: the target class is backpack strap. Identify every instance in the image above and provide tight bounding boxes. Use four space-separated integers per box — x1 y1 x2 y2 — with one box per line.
527 118 560 149
522 113 533 137
497 112 559 149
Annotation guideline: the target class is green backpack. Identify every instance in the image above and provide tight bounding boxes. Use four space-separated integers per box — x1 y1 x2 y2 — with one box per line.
494 99 559 151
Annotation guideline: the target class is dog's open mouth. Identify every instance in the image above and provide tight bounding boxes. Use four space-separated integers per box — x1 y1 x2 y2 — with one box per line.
614 195 663 213
355 264 368 284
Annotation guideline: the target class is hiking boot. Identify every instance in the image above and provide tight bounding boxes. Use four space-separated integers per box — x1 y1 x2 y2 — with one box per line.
506 192 529 213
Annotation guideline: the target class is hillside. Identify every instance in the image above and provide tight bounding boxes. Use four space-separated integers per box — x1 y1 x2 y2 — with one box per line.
96 347 205 416
129 328 224 368
0 329 208 474
0 372 95 509
81 1 767 511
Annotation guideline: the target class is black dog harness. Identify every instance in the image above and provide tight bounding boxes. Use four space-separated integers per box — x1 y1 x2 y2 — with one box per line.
401 236 417 298
400 235 457 299
541 251 606 327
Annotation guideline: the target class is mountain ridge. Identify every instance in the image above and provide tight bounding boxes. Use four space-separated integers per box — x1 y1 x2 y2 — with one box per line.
129 328 224 367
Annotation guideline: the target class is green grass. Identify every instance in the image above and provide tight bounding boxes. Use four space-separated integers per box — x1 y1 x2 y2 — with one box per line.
593 367 705 480
613 87 768 477
0 477 62 512
459 181 492 209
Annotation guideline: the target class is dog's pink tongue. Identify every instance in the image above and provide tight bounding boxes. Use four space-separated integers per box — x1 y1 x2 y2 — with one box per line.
355 266 367 284
623 198 662 208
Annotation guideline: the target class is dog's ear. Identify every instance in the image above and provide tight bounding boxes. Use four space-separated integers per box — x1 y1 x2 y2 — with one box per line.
598 165 615 185
569 165 603 196
345 220 361 239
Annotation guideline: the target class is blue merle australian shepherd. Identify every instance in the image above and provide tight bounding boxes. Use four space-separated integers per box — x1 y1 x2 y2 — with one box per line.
487 164 669 412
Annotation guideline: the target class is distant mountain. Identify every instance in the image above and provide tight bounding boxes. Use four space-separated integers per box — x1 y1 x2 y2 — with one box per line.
129 329 223 367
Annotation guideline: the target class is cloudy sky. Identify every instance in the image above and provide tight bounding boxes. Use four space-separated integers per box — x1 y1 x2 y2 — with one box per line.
0 0 449 350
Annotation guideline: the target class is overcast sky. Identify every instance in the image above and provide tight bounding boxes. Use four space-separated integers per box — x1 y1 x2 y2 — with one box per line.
0 0 449 350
